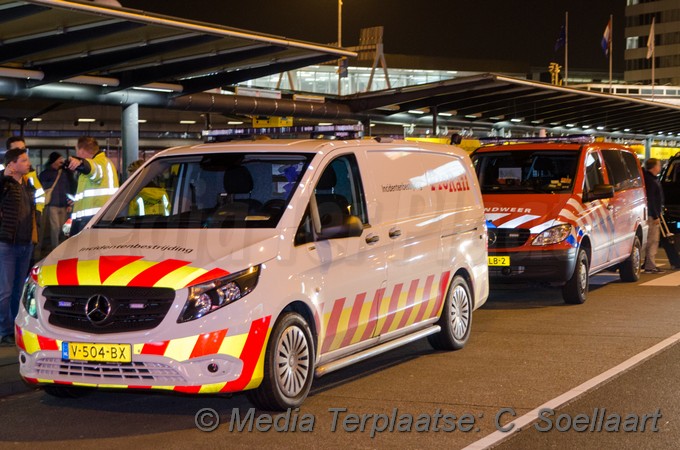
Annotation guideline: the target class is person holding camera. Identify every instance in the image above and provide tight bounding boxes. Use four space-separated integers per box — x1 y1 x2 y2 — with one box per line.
38 152 73 255
65 136 119 235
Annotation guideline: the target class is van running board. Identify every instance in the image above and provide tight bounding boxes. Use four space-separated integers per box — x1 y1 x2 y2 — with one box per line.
314 325 441 378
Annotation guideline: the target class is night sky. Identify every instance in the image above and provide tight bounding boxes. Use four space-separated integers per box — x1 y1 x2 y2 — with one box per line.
121 1 626 72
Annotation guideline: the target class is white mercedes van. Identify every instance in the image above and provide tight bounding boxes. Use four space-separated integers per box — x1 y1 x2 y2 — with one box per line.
16 139 488 410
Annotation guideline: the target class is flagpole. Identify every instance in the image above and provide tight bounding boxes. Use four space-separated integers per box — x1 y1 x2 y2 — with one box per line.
651 18 655 100
609 14 613 94
565 11 569 86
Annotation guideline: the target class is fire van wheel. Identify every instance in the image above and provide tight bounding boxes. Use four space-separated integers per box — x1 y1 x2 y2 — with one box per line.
619 236 642 282
43 385 90 398
428 275 472 351
562 248 589 304
246 312 314 411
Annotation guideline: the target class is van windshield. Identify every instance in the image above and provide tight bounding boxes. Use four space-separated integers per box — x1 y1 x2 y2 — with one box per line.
95 152 313 229
472 150 579 194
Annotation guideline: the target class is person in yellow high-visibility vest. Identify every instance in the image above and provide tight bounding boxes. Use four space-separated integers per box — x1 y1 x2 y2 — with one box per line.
5 137 44 214
65 136 119 235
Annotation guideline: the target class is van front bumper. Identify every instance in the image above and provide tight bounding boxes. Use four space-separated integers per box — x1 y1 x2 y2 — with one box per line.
488 248 577 284
15 316 271 394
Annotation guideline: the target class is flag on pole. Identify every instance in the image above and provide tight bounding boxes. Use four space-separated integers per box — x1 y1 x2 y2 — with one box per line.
554 25 566 52
646 17 655 59
601 19 612 55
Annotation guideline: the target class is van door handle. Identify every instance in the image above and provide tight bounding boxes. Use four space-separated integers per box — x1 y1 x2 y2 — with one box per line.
365 234 380 244
389 229 402 239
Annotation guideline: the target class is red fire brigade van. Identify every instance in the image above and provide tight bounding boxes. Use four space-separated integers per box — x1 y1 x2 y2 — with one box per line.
471 138 647 304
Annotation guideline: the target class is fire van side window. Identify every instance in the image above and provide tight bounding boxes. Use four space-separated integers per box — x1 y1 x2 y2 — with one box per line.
601 149 641 191
584 152 605 193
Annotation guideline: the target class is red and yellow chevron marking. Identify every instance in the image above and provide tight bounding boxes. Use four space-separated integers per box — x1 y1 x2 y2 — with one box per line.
35 256 229 289
16 316 272 394
321 271 452 354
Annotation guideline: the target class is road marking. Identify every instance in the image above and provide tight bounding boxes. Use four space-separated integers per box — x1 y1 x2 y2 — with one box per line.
462 329 680 450
640 270 680 286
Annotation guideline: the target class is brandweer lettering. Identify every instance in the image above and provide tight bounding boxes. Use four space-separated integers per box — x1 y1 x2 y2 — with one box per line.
484 207 533 213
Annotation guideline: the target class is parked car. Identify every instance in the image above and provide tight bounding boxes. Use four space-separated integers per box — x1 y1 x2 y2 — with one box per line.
16 138 488 410
471 139 647 304
660 153 680 231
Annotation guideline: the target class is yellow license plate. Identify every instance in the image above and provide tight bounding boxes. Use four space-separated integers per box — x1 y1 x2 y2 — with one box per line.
63 342 132 363
488 256 510 266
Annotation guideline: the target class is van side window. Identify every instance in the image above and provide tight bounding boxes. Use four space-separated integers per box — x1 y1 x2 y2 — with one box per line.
620 152 643 188
584 152 605 193
295 154 368 245
601 149 640 191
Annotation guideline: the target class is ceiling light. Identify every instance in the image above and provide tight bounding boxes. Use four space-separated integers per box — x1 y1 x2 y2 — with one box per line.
138 119 147 124
596 126 605 131
408 110 426 115
228 121 244 125
566 123 576 128
180 120 196 124
438 112 453 117
510 118 523 123
582 125 591 129
318 122 333 126
77 118 96 123
31 118 42 122
624 128 631 132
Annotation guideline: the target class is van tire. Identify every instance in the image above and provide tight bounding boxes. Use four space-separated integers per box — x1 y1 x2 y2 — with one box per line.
619 236 642 282
246 312 314 411
43 385 90 398
428 275 472 351
563 248 589 304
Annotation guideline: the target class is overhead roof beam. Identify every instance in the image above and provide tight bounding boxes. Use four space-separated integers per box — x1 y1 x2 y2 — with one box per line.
0 2 49 23
30 34 221 86
0 20 145 64
106 44 288 92
389 85 534 114
344 74 501 112
178 53 338 95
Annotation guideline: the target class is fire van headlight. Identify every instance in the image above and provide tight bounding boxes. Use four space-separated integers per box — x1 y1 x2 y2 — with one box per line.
178 266 260 323
21 279 38 318
531 224 572 246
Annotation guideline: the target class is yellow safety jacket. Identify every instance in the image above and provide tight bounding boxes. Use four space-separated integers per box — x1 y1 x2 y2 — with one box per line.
129 187 170 216
26 170 44 213
72 151 119 220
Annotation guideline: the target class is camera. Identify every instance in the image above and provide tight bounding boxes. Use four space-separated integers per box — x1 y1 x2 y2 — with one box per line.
62 157 72 170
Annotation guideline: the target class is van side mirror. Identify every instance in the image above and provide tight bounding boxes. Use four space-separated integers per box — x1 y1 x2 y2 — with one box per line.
317 215 364 240
583 184 614 202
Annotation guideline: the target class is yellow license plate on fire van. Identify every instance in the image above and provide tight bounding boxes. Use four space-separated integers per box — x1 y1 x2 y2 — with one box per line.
62 342 132 363
488 256 510 266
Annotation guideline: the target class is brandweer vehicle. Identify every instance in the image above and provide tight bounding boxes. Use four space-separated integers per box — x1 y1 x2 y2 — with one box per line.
471 139 647 304
660 152 680 231
16 139 488 410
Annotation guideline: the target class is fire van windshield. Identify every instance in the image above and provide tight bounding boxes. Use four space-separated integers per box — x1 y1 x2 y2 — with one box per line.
95 153 313 229
472 150 579 194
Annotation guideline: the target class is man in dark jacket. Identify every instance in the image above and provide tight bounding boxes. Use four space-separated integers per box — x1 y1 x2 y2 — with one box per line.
643 158 664 273
38 152 72 255
0 147 37 345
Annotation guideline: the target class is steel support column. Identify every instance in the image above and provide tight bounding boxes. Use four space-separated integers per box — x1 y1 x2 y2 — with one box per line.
121 103 139 180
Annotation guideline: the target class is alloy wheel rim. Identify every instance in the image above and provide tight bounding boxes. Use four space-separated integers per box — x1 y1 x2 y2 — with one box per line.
579 259 588 294
449 285 471 340
276 325 310 398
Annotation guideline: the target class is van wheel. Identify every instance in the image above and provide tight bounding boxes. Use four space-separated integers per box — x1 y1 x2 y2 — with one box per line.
428 275 472 351
43 385 90 398
562 248 589 304
619 236 642 282
246 312 314 411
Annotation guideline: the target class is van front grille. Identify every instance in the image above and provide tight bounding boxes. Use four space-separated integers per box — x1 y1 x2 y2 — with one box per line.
43 286 176 334
35 358 186 384
488 228 530 248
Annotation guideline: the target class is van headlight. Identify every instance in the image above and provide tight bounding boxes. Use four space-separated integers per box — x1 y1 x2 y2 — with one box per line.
531 224 572 246
22 279 38 318
178 266 260 323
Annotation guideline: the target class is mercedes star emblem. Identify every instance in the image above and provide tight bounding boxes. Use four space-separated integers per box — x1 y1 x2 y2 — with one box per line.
85 294 113 325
